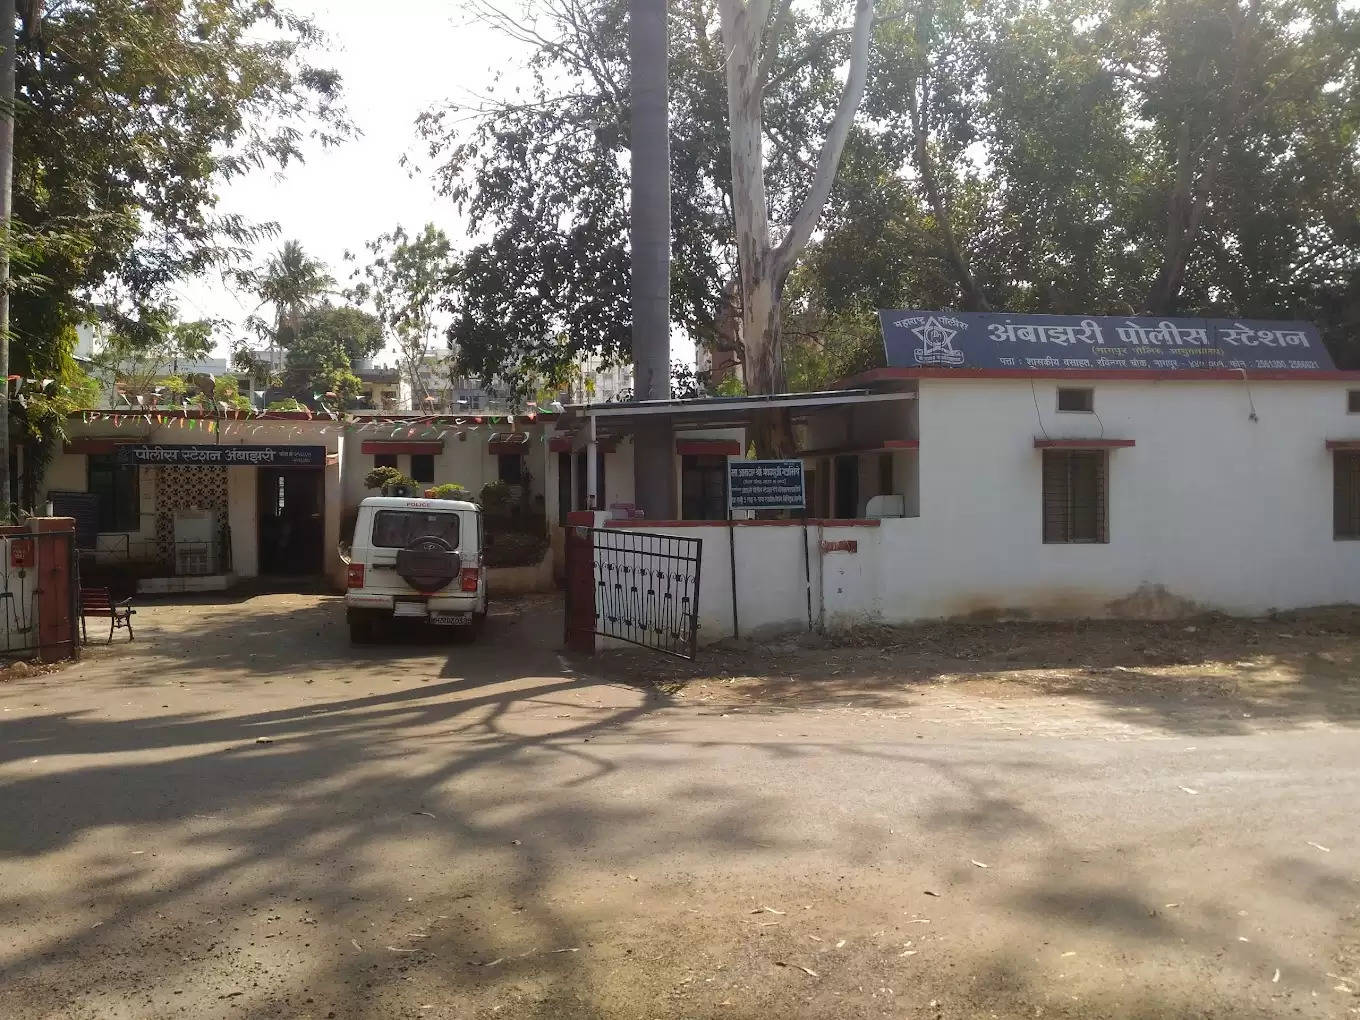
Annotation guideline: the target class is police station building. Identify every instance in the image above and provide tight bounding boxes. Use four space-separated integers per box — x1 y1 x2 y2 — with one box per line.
562 309 1360 643
817 310 1360 621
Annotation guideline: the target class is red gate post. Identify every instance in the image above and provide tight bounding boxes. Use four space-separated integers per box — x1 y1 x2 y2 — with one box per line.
36 517 78 662
563 511 597 653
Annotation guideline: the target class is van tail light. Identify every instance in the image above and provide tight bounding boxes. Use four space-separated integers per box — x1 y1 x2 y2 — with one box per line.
347 563 365 589
459 567 479 592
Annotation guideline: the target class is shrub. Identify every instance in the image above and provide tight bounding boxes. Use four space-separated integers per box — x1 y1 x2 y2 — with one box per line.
364 465 405 491
427 483 473 501
485 531 548 568
479 479 513 517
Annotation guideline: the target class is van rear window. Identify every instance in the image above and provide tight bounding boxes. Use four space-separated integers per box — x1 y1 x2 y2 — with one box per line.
371 511 460 549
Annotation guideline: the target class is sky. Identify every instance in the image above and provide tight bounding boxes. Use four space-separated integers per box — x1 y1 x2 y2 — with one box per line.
173 0 518 362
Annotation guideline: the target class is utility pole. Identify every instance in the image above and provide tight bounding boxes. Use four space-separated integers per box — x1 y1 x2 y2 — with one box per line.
0 0 15 519
629 0 675 519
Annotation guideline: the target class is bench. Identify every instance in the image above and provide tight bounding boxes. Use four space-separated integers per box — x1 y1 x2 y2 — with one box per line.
80 587 135 644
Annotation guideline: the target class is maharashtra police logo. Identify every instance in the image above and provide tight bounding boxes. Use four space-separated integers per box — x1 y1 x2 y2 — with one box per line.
894 314 967 366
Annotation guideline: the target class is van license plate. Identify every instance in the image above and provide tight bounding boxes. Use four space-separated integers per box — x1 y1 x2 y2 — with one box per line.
393 600 428 618
430 612 471 627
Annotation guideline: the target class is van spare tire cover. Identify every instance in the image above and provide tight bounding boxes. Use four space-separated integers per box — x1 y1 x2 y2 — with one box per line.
395 536 461 593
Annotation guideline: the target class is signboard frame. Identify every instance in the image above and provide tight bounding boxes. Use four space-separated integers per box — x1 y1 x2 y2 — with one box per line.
879 310 1334 374
115 444 326 468
726 458 806 514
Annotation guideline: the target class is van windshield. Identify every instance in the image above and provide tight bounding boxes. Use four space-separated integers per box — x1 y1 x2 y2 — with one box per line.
371 510 460 549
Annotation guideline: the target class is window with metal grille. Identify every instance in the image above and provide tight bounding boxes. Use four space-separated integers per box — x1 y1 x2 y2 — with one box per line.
1348 391 1360 414
1333 452 1360 539
1042 450 1108 543
1057 387 1094 413
87 453 140 532
681 454 728 520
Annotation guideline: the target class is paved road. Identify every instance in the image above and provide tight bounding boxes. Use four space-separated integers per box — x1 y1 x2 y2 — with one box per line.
0 594 1355 1019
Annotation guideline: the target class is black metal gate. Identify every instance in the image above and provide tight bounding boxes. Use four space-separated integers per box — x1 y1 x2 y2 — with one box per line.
565 527 702 659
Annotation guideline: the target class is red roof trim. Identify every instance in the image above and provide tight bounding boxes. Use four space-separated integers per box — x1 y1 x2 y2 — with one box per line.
676 439 741 456
1325 440 1360 450
602 517 881 529
489 442 529 456
361 441 444 455
1034 438 1136 449
837 366 1360 386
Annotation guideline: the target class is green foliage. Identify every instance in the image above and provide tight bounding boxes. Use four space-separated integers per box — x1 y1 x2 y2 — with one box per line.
712 374 746 398
478 479 513 517
8 0 349 507
349 224 457 398
364 465 407 491
266 398 307 412
416 0 851 394
280 303 382 404
427 483 474 501
484 531 548 569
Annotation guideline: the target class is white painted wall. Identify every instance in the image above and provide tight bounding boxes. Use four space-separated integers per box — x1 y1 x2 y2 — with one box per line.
587 378 1360 645
227 466 258 578
593 521 820 645
875 378 1360 619
341 425 551 511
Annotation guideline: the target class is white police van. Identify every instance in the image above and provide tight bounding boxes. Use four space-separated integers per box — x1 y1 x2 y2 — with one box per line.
344 495 487 643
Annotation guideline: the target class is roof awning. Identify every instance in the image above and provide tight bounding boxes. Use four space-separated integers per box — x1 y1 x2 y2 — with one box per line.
676 438 741 456
1325 440 1360 450
800 439 919 458
1034 438 1135 449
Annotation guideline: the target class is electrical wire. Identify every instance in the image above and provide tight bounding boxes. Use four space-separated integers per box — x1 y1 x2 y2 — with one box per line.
1030 378 1051 440
1235 368 1260 422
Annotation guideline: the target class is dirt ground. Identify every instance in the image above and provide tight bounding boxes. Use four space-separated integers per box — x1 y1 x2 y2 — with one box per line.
0 594 1356 1020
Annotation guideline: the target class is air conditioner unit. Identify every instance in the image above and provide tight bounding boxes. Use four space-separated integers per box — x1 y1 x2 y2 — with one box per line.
865 494 906 519
174 509 219 575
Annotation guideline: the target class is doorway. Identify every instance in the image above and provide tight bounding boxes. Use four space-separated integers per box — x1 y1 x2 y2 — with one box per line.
834 455 859 519
258 468 324 575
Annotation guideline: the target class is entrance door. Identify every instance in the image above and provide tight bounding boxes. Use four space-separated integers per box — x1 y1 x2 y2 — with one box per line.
834 455 859 519
258 468 324 575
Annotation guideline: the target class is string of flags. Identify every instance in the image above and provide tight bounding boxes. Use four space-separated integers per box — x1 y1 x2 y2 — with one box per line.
74 408 550 443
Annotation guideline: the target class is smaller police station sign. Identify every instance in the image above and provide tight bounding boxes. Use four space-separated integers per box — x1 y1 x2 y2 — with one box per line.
879 310 1334 373
728 459 805 512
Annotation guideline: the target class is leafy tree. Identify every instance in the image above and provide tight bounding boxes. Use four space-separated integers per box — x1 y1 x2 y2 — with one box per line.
280 303 382 404
417 0 850 398
6 0 348 507
349 224 456 406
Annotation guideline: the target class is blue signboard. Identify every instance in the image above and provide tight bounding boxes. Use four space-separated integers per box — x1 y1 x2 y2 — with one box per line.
728 459 805 512
879 311 1334 373
116 444 326 467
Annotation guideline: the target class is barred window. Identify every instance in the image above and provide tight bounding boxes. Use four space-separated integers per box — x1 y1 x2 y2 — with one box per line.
1334 451 1360 539
1042 450 1108 543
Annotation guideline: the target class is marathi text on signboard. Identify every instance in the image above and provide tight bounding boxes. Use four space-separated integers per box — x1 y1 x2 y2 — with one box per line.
115 444 326 468
879 311 1334 373
728 459 805 512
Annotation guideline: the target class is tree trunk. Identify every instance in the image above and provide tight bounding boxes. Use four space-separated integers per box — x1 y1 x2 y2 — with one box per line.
718 0 874 456
629 0 674 517
0 0 15 519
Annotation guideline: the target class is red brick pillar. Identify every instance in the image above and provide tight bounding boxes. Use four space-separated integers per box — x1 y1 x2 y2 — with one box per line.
35 517 78 663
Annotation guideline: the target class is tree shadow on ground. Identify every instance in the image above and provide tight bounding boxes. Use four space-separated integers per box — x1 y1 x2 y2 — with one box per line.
595 607 1360 738
0 596 1352 1018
